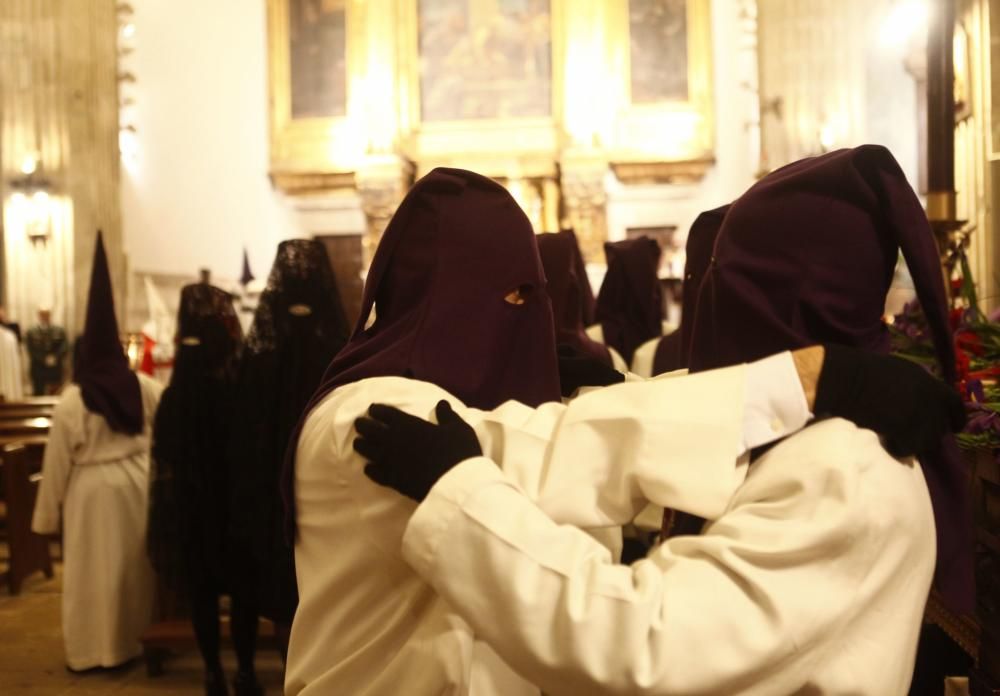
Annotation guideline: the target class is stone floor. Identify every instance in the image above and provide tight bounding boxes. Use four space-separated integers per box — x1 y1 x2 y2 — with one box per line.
0 545 286 695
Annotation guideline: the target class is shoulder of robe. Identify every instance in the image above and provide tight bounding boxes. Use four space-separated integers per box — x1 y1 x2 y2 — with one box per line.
302 376 464 450
51 384 84 426
740 417 905 510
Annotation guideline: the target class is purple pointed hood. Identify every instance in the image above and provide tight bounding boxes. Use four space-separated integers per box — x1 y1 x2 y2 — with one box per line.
537 231 611 365
283 168 561 537
77 231 143 435
653 205 730 374
595 237 664 363
689 145 971 611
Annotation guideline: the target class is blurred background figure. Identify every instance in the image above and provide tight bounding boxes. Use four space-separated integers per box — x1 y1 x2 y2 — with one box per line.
31 232 162 672
588 237 663 369
26 307 68 395
148 283 259 696
0 303 25 399
227 239 350 664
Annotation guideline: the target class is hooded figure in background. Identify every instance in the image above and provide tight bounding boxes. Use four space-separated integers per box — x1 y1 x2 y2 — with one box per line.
590 237 663 366
535 231 614 369
227 239 350 647
148 284 261 696
283 168 563 696
32 231 163 671
561 227 596 325
637 204 729 376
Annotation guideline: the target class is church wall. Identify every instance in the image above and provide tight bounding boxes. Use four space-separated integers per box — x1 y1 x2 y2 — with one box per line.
0 0 123 339
120 0 302 312
605 0 760 285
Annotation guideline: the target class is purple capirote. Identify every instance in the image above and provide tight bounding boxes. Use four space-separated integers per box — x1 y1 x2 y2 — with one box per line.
689 145 972 612
595 237 664 364
76 230 143 435
282 167 561 537
537 230 612 365
653 204 730 375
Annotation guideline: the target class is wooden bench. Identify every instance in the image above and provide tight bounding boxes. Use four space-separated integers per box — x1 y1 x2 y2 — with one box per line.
0 418 51 438
0 443 53 594
4 396 58 407
0 407 55 420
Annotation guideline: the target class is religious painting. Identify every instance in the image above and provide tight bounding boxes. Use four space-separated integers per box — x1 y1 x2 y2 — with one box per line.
629 0 688 103
288 0 347 119
416 0 552 121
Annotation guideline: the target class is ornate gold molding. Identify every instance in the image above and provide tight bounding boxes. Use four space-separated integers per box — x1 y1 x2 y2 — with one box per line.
561 157 609 262
611 157 716 185
269 171 356 196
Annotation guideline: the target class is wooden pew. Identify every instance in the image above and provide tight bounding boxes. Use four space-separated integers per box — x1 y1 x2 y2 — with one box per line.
0 406 55 420
6 396 58 408
0 443 53 594
0 418 51 438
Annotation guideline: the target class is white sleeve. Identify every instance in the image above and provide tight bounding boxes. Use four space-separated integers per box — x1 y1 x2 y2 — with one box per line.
474 352 810 526
31 397 79 534
402 431 873 696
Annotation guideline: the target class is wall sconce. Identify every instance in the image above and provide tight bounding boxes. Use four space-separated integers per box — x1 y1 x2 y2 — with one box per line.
9 159 55 246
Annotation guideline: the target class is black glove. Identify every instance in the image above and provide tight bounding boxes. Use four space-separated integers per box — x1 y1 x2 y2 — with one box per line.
557 344 625 398
815 344 966 458
354 400 482 502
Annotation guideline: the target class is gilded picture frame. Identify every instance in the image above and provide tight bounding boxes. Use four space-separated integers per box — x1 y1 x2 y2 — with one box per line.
397 0 566 178
609 0 714 175
267 0 359 186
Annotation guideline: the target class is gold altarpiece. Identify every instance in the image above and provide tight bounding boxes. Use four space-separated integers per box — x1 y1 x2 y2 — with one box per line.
267 0 714 265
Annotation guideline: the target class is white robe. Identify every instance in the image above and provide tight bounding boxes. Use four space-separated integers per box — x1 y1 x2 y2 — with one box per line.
32 373 162 670
287 353 810 695
0 325 24 399
403 419 935 694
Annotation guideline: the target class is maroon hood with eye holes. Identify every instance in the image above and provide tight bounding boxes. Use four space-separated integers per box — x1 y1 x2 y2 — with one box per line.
282 167 561 537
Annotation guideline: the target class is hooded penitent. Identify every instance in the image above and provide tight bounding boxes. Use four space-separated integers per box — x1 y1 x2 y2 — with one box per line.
537 231 611 365
688 145 971 611
148 284 243 593
283 167 561 537
652 205 730 375
595 237 664 364
228 239 351 623
562 227 597 325
76 231 142 435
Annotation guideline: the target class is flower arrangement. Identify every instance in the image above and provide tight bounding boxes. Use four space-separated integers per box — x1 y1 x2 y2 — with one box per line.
890 251 1000 450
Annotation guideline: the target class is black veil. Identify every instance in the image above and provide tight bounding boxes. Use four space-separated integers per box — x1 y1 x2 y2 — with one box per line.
227 239 350 622
148 283 243 594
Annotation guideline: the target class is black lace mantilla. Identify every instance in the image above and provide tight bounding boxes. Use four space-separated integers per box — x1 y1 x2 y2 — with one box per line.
244 239 349 356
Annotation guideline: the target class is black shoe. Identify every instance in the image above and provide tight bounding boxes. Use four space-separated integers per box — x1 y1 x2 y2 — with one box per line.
233 671 264 696
205 668 229 696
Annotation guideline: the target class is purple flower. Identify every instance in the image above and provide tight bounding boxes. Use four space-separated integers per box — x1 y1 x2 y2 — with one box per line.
966 379 986 403
965 403 1000 435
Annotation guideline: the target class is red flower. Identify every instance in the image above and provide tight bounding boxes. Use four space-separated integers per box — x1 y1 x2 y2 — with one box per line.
955 345 971 381
956 330 985 356
949 307 965 331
